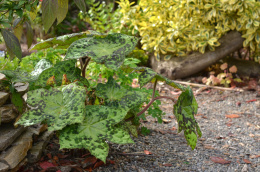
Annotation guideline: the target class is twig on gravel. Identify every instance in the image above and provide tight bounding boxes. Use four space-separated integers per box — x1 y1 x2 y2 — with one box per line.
173 80 244 92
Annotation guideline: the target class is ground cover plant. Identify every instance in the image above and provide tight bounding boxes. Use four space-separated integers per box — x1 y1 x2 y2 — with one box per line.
0 31 201 163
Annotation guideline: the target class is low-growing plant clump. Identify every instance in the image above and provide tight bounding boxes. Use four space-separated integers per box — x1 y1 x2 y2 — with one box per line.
0 31 201 162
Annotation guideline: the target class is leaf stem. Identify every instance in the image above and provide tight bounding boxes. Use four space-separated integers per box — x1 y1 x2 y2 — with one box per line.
125 96 176 122
82 57 91 78
152 79 157 99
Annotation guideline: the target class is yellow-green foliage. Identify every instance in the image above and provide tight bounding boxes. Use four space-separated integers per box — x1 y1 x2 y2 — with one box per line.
118 0 260 61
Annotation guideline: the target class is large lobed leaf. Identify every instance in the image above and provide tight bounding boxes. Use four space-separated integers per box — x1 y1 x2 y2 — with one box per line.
59 105 132 162
173 87 202 150
16 83 86 131
31 31 103 51
65 33 139 70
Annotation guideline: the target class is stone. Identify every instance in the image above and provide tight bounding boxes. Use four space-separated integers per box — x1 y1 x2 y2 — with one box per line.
28 124 48 135
0 92 9 107
0 162 9 172
0 104 18 123
27 131 54 163
0 73 5 80
1 130 33 169
0 123 26 151
14 83 29 96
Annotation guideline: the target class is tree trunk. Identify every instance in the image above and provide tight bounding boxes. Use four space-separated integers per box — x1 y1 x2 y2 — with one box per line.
149 31 244 79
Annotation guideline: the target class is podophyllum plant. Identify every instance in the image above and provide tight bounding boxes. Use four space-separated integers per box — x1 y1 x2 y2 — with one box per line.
0 31 201 163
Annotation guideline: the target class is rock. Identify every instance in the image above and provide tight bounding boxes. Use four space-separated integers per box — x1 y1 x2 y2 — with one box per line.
0 162 9 172
27 131 54 163
0 130 33 169
0 73 5 80
28 124 48 135
14 83 29 96
0 104 18 123
0 92 9 107
0 123 26 151
11 158 27 172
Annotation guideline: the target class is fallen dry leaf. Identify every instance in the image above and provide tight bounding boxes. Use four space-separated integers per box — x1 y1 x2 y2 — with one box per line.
220 63 228 70
226 122 232 127
225 114 240 118
204 145 215 149
170 127 177 131
250 155 260 159
93 161 104 169
229 65 237 73
246 99 257 103
210 156 231 164
39 161 56 170
243 159 251 164
162 119 172 123
168 115 174 119
144 150 152 155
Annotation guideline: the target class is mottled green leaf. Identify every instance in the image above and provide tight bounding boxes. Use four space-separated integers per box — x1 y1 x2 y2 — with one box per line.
57 0 68 24
96 77 147 110
65 33 139 70
108 123 134 144
0 28 22 60
16 83 86 131
59 105 128 162
31 59 53 76
30 31 102 51
96 76 126 101
173 87 201 150
42 0 58 32
13 18 23 41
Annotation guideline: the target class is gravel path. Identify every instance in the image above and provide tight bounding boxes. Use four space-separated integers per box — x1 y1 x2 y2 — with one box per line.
96 85 260 172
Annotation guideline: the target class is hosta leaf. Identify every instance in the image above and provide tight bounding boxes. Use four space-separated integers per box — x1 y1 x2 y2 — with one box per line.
16 83 86 131
96 76 126 101
173 87 201 150
59 105 128 162
65 33 139 70
31 31 103 51
35 60 89 87
136 67 185 90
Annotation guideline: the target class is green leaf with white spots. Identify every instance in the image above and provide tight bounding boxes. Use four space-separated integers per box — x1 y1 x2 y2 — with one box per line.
59 105 129 162
15 83 86 131
31 31 103 51
96 76 126 101
35 59 89 87
173 87 202 150
65 33 139 70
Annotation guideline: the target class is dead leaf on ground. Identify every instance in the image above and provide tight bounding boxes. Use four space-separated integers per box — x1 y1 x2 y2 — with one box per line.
168 115 174 119
204 144 215 149
162 119 172 123
225 114 240 118
170 127 177 131
39 161 56 170
250 155 260 159
93 161 104 169
226 122 233 126
144 150 152 155
246 99 257 103
210 156 231 164
243 159 252 164
162 163 172 167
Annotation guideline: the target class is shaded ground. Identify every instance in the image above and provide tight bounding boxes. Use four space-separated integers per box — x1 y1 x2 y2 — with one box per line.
19 80 260 172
